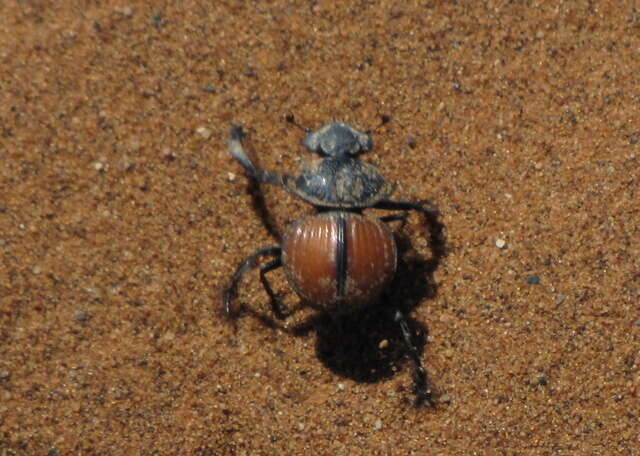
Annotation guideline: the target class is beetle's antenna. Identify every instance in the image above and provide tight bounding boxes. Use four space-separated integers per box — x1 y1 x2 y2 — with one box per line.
285 113 312 133
366 114 391 134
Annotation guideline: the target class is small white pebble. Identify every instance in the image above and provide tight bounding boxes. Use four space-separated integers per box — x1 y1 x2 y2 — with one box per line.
374 419 383 430
117 6 133 16
228 172 236 182
337 383 345 391
93 161 105 171
196 126 212 139
378 339 389 349
495 238 507 249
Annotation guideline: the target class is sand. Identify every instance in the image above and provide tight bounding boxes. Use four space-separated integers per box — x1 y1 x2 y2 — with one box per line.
1 1 639 454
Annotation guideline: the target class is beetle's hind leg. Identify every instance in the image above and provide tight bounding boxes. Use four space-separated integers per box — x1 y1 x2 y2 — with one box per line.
223 246 282 318
228 125 287 188
393 309 434 407
259 256 289 319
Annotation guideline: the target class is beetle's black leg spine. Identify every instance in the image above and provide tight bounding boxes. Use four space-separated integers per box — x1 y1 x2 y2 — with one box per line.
223 246 282 318
393 309 434 407
259 256 289 319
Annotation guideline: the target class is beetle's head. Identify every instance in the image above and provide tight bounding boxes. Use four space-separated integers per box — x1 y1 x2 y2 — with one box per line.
303 122 373 158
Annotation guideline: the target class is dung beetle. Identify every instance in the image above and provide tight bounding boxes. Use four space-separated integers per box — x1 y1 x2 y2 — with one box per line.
224 115 440 405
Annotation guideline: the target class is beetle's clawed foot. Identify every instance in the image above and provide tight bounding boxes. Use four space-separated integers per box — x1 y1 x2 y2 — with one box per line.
222 287 239 319
412 370 435 407
272 297 291 320
414 388 436 408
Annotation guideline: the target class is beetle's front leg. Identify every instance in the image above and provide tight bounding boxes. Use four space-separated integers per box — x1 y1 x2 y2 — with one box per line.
228 125 288 188
374 199 439 217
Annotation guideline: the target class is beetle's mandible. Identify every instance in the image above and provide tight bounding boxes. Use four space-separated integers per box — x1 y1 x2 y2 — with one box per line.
223 116 440 406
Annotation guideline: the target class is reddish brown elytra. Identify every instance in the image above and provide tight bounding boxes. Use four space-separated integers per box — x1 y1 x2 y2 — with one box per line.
282 212 396 309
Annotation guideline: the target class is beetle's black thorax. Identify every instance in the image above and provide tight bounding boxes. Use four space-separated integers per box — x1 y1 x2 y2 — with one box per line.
287 157 394 209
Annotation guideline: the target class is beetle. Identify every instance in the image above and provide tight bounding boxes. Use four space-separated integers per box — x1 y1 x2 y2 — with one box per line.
223 115 441 405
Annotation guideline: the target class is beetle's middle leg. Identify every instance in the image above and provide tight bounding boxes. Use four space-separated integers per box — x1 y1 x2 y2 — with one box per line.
223 246 282 318
259 256 289 319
